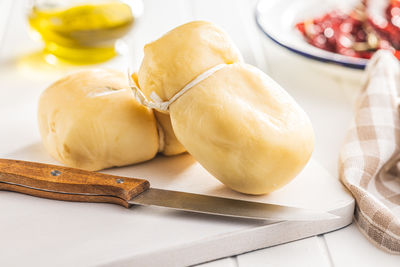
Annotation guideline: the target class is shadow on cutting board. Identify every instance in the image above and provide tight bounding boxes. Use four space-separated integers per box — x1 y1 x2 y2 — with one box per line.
105 153 197 184
3 142 58 164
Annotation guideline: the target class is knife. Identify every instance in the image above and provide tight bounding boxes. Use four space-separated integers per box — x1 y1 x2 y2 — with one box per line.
0 159 337 221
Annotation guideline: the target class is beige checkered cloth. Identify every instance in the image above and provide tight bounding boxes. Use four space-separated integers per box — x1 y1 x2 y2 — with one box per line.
339 50 400 253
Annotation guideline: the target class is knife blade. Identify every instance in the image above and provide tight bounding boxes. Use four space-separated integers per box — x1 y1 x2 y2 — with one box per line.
0 159 337 221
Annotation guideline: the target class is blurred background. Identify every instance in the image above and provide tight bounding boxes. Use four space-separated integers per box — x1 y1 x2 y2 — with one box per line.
0 0 267 76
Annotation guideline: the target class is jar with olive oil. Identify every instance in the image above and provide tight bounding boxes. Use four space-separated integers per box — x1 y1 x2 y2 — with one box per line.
28 0 141 64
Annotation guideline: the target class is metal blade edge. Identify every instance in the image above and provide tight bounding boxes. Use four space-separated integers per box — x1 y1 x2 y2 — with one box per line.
129 188 339 221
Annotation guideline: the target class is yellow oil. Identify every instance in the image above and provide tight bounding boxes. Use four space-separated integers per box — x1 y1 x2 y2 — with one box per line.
28 1 134 64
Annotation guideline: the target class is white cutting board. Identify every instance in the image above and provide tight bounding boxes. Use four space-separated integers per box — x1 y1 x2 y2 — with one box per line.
0 133 354 266
0 34 354 267
0 57 354 267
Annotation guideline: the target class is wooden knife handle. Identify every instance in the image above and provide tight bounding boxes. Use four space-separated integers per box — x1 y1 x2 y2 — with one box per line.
0 159 150 208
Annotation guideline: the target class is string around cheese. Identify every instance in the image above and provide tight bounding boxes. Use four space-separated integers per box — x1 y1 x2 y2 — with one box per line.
128 63 227 112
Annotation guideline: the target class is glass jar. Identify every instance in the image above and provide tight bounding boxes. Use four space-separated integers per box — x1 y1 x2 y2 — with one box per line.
28 0 143 64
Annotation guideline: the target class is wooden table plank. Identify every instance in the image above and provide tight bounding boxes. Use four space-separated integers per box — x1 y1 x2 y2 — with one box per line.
236 236 333 267
0 0 14 52
197 257 238 267
324 223 400 266
235 0 269 73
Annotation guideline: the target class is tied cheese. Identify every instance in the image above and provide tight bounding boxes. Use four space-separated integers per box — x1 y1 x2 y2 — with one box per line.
138 21 315 194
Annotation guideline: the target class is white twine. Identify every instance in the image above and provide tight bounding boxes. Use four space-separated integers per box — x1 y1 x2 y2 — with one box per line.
127 72 166 151
128 63 227 112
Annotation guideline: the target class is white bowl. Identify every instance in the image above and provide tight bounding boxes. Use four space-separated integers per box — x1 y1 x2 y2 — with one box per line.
255 0 368 70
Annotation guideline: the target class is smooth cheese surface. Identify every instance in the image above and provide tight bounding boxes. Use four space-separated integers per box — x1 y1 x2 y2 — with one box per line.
138 21 243 101
169 63 315 194
38 69 158 171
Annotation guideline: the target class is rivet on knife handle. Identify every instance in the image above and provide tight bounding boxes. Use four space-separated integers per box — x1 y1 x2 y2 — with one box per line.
0 159 149 208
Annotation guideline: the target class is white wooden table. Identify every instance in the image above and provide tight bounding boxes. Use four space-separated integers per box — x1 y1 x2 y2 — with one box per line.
0 0 399 266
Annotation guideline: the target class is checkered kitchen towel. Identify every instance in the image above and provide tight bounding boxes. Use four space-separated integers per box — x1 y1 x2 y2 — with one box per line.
339 50 400 253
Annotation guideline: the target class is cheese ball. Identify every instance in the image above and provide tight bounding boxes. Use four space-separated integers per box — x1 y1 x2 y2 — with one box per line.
138 21 314 194
38 69 158 171
138 20 241 156
169 63 314 194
